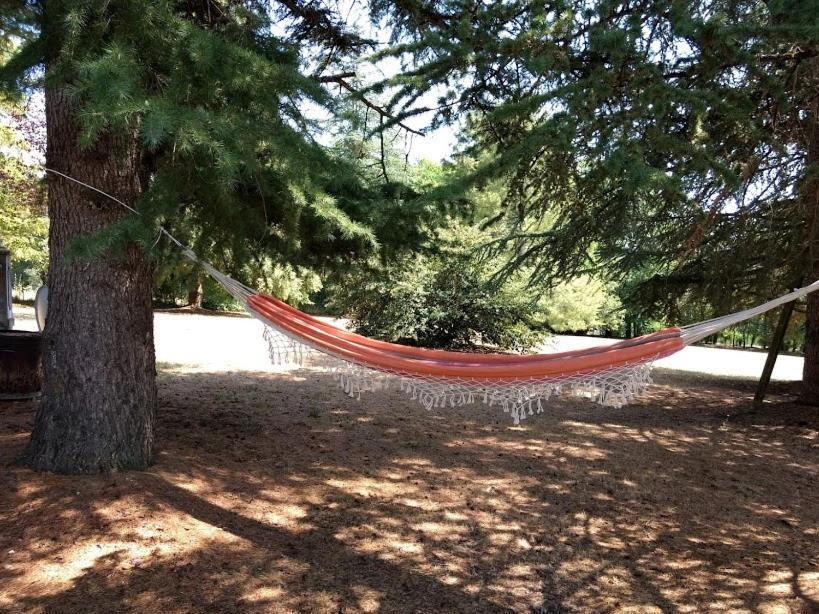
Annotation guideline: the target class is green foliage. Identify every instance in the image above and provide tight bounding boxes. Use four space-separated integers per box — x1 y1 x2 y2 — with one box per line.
0 97 47 291
375 0 819 325
330 220 548 351
540 276 622 334
1 0 387 305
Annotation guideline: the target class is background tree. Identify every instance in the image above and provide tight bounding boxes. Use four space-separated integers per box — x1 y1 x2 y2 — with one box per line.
372 0 819 399
324 137 623 347
0 93 47 292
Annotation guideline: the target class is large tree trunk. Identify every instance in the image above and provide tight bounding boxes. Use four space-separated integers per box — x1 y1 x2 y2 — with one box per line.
23 85 157 473
801 78 819 404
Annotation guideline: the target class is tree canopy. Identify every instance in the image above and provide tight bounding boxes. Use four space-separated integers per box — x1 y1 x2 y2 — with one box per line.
372 0 819 319
3 1 818 326
1 1 398 295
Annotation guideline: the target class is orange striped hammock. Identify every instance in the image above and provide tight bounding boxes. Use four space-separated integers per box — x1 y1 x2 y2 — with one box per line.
247 293 681 423
41 170 819 424
201 268 818 423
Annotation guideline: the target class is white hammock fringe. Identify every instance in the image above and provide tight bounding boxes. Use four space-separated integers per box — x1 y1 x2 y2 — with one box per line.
259 323 655 424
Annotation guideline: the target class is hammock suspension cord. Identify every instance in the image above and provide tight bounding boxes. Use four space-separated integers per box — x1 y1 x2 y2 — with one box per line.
42 168 819 423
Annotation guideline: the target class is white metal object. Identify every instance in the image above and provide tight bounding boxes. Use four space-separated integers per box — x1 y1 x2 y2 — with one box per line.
35 285 48 332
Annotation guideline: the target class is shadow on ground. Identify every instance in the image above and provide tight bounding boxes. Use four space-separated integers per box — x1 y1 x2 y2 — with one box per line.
1 366 818 613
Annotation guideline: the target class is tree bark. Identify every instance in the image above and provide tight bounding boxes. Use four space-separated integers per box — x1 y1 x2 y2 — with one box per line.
755 300 797 409
800 73 819 405
187 276 204 309
22 84 156 473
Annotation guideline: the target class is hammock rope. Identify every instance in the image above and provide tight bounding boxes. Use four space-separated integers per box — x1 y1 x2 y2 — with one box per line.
43 168 819 423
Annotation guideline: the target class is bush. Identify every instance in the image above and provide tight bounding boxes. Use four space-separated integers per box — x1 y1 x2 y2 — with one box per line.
329 222 548 351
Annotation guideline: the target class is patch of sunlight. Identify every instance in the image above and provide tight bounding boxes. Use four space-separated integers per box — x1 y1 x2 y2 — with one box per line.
488 531 515 547
762 582 793 597
559 444 608 460
265 504 308 528
558 557 601 575
400 497 440 511
380 470 408 481
762 569 792 587
391 456 434 467
666 559 706 570
505 563 536 579
440 557 467 574
411 521 467 537
242 586 284 603
744 503 800 526
443 510 469 522
6 532 231 602
797 571 819 601
350 585 382 613
544 483 570 493
595 536 628 550
489 521 524 532
758 601 794 614
325 476 409 498
392 540 423 554
459 435 560 454
163 475 215 494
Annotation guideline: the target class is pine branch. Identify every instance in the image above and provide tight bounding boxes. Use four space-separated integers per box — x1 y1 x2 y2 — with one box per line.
275 0 375 51
320 73 425 136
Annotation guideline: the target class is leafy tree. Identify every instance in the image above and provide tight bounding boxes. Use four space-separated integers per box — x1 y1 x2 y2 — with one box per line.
373 0 819 400
0 96 47 291
541 276 621 334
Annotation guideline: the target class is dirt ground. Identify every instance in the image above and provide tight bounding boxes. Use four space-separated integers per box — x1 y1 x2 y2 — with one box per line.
1 359 818 613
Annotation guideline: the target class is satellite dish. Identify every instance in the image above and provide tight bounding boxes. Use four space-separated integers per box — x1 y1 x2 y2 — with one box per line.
34 285 48 331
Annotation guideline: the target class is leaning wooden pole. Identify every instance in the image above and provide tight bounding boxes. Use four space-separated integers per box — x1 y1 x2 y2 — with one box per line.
753 301 797 409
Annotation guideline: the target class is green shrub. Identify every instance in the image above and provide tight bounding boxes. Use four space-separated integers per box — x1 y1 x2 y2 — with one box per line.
329 222 548 351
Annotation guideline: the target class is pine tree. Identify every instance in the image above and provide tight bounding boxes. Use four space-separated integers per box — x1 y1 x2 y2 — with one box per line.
373 0 819 399
0 0 376 472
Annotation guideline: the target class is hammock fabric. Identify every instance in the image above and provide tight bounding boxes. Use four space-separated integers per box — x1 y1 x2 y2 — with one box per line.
42 169 819 424
246 294 682 422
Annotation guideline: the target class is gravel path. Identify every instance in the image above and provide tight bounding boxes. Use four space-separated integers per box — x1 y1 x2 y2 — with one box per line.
12 304 804 380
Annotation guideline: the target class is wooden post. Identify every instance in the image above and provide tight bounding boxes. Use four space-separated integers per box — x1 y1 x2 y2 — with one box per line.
753 300 797 409
0 239 13 330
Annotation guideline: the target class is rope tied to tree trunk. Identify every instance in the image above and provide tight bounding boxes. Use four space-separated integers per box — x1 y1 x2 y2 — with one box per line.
39 167 819 421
